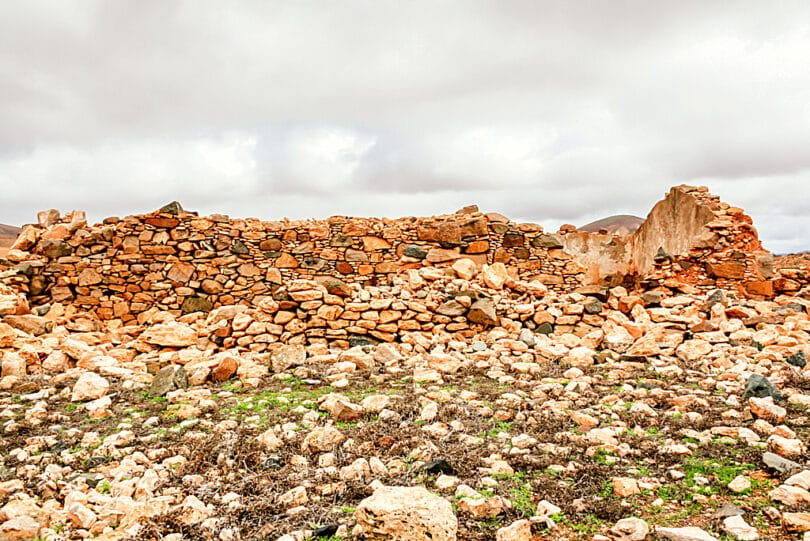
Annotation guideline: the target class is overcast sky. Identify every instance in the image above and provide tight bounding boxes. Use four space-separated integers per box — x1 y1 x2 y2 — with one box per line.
1 1 808 253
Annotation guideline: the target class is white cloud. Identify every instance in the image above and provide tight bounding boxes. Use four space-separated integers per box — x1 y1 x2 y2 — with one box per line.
0 134 258 219
0 1 808 252
427 125 555 187
282 127 377 192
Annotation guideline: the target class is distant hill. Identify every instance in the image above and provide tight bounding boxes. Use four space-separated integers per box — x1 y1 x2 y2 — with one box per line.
774 252 810 269
579 214 644 236
0 224 21 256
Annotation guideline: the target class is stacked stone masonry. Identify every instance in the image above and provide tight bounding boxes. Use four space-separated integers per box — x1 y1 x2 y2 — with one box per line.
0 186 804 350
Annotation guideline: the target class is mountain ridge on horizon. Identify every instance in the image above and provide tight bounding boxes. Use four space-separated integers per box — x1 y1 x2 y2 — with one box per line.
578 214 644 235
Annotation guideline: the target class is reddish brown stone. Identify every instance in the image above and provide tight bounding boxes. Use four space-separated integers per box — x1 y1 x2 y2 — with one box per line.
375 261 401 273
426 248 460 263
708 261 746 279
145 217 180 228
502 233 525 248
774 277 801 292
201 279 224 294
513 248 529 259
265 268 282 284
458 217 488 237
238 263 261 277
464 240 489 254
345 249 369 262
369 330 396 342
77 268 103 287
744 280 774 297
341 222 366 236
362 236 391 251
142 245 176 255
211 356 238 382
417 222 461 245
275 253 299 268
113 302 130 318
493 248 510 263
463 254 488 266
167 262 195 283
336 261 354 274
259 238 282 251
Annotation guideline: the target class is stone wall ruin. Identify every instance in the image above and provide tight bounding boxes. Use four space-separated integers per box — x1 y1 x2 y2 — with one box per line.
0 185 802 334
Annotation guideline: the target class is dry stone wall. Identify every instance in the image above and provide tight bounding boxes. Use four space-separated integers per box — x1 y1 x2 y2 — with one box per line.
3 205 589 324
0 185 798 331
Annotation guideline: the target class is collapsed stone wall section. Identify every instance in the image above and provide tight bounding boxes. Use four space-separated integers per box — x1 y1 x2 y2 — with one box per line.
630 186 787 298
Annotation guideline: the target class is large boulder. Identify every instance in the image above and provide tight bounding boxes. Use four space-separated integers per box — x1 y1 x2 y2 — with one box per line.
354 485 457 540
71 373 110 402
141 322 198 347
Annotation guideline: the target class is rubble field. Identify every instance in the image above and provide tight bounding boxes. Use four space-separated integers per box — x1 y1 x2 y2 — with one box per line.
1 268 809 541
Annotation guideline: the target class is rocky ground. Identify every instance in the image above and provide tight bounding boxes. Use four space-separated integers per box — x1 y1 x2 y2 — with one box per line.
1 269 810 541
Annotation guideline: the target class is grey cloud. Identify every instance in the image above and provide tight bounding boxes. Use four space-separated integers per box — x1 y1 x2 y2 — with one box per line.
0 1 809 252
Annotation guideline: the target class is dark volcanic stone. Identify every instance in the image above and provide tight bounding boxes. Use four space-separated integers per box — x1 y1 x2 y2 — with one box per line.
531 234 563 249
536 322 554 335
403 245 427 259
33 303 51 316
502 233 525 248
774 303 806 314
159 201 184 215
14 262 34 277
584 300 603 314
641 290 664 306
39 239 71 259
785 352 807 368
330 235 353 247
74 473 105 489
578 286 610 302
741 374 785 402
29 275 48 296
714 503 744 519
230 240 250 255
349 336 378 348
149 365 189 397
703 289 727 311
653 246 671 263
85 456 108 468
260 455 282 470
422 459 455 475
312 524 340 538
320 278 353 297
763 451 802 474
